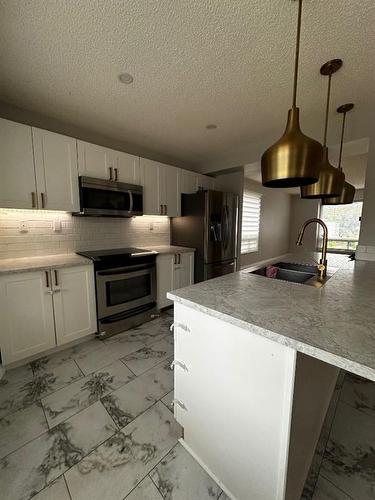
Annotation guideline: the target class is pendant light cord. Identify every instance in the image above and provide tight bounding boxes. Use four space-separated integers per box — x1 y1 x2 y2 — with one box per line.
292 0 303 107
338 111 346 170
323 73 332 146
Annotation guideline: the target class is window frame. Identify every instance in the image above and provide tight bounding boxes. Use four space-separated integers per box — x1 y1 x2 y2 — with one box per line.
241 189 262 255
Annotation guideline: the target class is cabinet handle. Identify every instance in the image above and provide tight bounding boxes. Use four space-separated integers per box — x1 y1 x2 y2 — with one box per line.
164 204 167 215
160 204 163 215
54 269 59 286
40 192 45 208
114 167 118 181
170 322 190 333
109 167 113 181
178 253 181 265
45 271 50 288
173 398 187 411
31 192 36 208
170 360 189 372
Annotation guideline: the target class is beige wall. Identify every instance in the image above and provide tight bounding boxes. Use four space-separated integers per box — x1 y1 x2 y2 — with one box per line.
240 179 291 268
288 195 320 254
359 138 375 247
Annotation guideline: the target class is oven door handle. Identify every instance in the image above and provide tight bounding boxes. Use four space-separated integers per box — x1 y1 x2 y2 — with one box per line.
97 264 153 276
128 190 133 214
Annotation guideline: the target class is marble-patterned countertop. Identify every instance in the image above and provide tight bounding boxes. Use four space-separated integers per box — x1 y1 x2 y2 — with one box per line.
168 255 375 382
142 245 195 255
0 254 91 275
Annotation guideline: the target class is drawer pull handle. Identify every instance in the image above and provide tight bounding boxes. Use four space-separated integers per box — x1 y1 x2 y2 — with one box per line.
170 360 189 372
170 322 190 333
173 398 187 411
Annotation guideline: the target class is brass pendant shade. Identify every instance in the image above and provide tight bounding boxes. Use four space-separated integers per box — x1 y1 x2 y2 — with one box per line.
301 59 345 199
322 103 356 205
261 0 323 188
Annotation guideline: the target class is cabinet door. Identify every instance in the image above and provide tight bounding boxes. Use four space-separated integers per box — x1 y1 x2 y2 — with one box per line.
196 174 215 191
140 158 162 215
156 254 175 309
53 265 97 345
33 128 79 212
0 271 55 365
77 140 115 180
180 170 198 194
163 164 180 217
0 118 37 209
178 252 194 288
115 151 140 184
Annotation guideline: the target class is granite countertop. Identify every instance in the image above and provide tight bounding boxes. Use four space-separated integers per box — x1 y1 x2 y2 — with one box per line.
143 245 195 255
0 254 91 275
168 255 375 382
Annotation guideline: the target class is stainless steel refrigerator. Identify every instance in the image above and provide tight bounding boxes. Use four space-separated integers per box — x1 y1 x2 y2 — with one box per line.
171 190 239 283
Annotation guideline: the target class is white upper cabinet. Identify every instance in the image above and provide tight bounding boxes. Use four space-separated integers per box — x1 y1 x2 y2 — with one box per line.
52 264 97 345
141 157 161 215
140 158 181 217
77 140 115 180
32 128 80 212
196 173 215 191
77 140 140 184
180 169 215 194
161 163 180 217
180 169 198 194
116 151 141 184
0 118 36 209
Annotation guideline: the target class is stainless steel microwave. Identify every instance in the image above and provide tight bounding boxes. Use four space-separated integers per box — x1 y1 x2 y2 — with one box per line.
74 176 143 217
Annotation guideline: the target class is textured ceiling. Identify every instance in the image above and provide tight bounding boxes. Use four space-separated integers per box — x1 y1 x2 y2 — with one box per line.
0 0 374 172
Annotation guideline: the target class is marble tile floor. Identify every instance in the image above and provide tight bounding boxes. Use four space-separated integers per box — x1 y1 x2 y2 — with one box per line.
0 312 229 500
1 310 374 500
305 371 375 500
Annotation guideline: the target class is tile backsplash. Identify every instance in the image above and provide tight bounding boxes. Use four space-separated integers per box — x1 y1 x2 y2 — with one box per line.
0 209 170 259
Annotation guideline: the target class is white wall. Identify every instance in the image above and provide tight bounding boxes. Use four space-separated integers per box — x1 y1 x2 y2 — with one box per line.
0 210 170 259
240 179 291 268
358 137 375 252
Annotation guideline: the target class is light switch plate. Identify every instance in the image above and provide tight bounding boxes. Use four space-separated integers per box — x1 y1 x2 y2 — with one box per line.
19 221 28 232
53 220 62 232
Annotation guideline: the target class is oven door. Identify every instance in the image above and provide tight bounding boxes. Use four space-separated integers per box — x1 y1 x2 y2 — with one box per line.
96 264 156 319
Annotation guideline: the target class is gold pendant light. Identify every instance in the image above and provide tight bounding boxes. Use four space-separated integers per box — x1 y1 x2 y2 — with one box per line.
322 104 356 205
301 60 345 199
261 0 323 188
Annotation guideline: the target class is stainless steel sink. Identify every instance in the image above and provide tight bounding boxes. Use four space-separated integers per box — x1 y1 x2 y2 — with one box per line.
250 261 331 287
273 261 317 274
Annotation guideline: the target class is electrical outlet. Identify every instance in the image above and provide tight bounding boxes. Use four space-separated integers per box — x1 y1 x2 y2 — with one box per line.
53 220 62 232
19 221 28 233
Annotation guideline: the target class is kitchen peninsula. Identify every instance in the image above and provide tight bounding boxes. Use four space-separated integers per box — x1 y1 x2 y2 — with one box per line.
168 257 375 500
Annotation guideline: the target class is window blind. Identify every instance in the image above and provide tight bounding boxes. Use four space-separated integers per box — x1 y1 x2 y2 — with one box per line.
241 190 261 254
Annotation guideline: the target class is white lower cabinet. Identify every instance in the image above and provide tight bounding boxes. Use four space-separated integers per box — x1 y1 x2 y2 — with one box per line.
0 264 97 365
156 252 194 309
52 265 97 346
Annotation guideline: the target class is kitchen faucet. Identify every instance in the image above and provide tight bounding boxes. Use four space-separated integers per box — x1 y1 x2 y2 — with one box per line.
296 218 328 279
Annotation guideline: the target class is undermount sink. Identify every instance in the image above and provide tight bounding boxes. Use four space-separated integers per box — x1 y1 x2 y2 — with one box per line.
251 261 331 287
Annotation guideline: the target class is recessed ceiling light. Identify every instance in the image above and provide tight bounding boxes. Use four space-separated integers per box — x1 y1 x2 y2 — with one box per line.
206 124 217 130
118 73 134 84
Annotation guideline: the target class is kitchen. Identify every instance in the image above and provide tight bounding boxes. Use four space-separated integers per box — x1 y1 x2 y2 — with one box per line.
0 1 375 500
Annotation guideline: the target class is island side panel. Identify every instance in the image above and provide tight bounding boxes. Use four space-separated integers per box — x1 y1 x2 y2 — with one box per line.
286 353 339 500
172 302 297 500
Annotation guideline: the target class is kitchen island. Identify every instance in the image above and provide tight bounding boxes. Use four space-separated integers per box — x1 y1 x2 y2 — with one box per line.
167 256 375 500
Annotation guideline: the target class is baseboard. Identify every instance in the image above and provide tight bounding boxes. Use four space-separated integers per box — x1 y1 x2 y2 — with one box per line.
356 245 375 261
178 438 237 500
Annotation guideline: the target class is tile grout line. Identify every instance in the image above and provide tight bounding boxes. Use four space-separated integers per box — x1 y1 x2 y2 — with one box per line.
318 473 356 500
63 474 74 500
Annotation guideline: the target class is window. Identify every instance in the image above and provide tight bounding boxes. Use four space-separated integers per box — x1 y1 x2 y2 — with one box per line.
320 201 363 252
241 190 261 254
